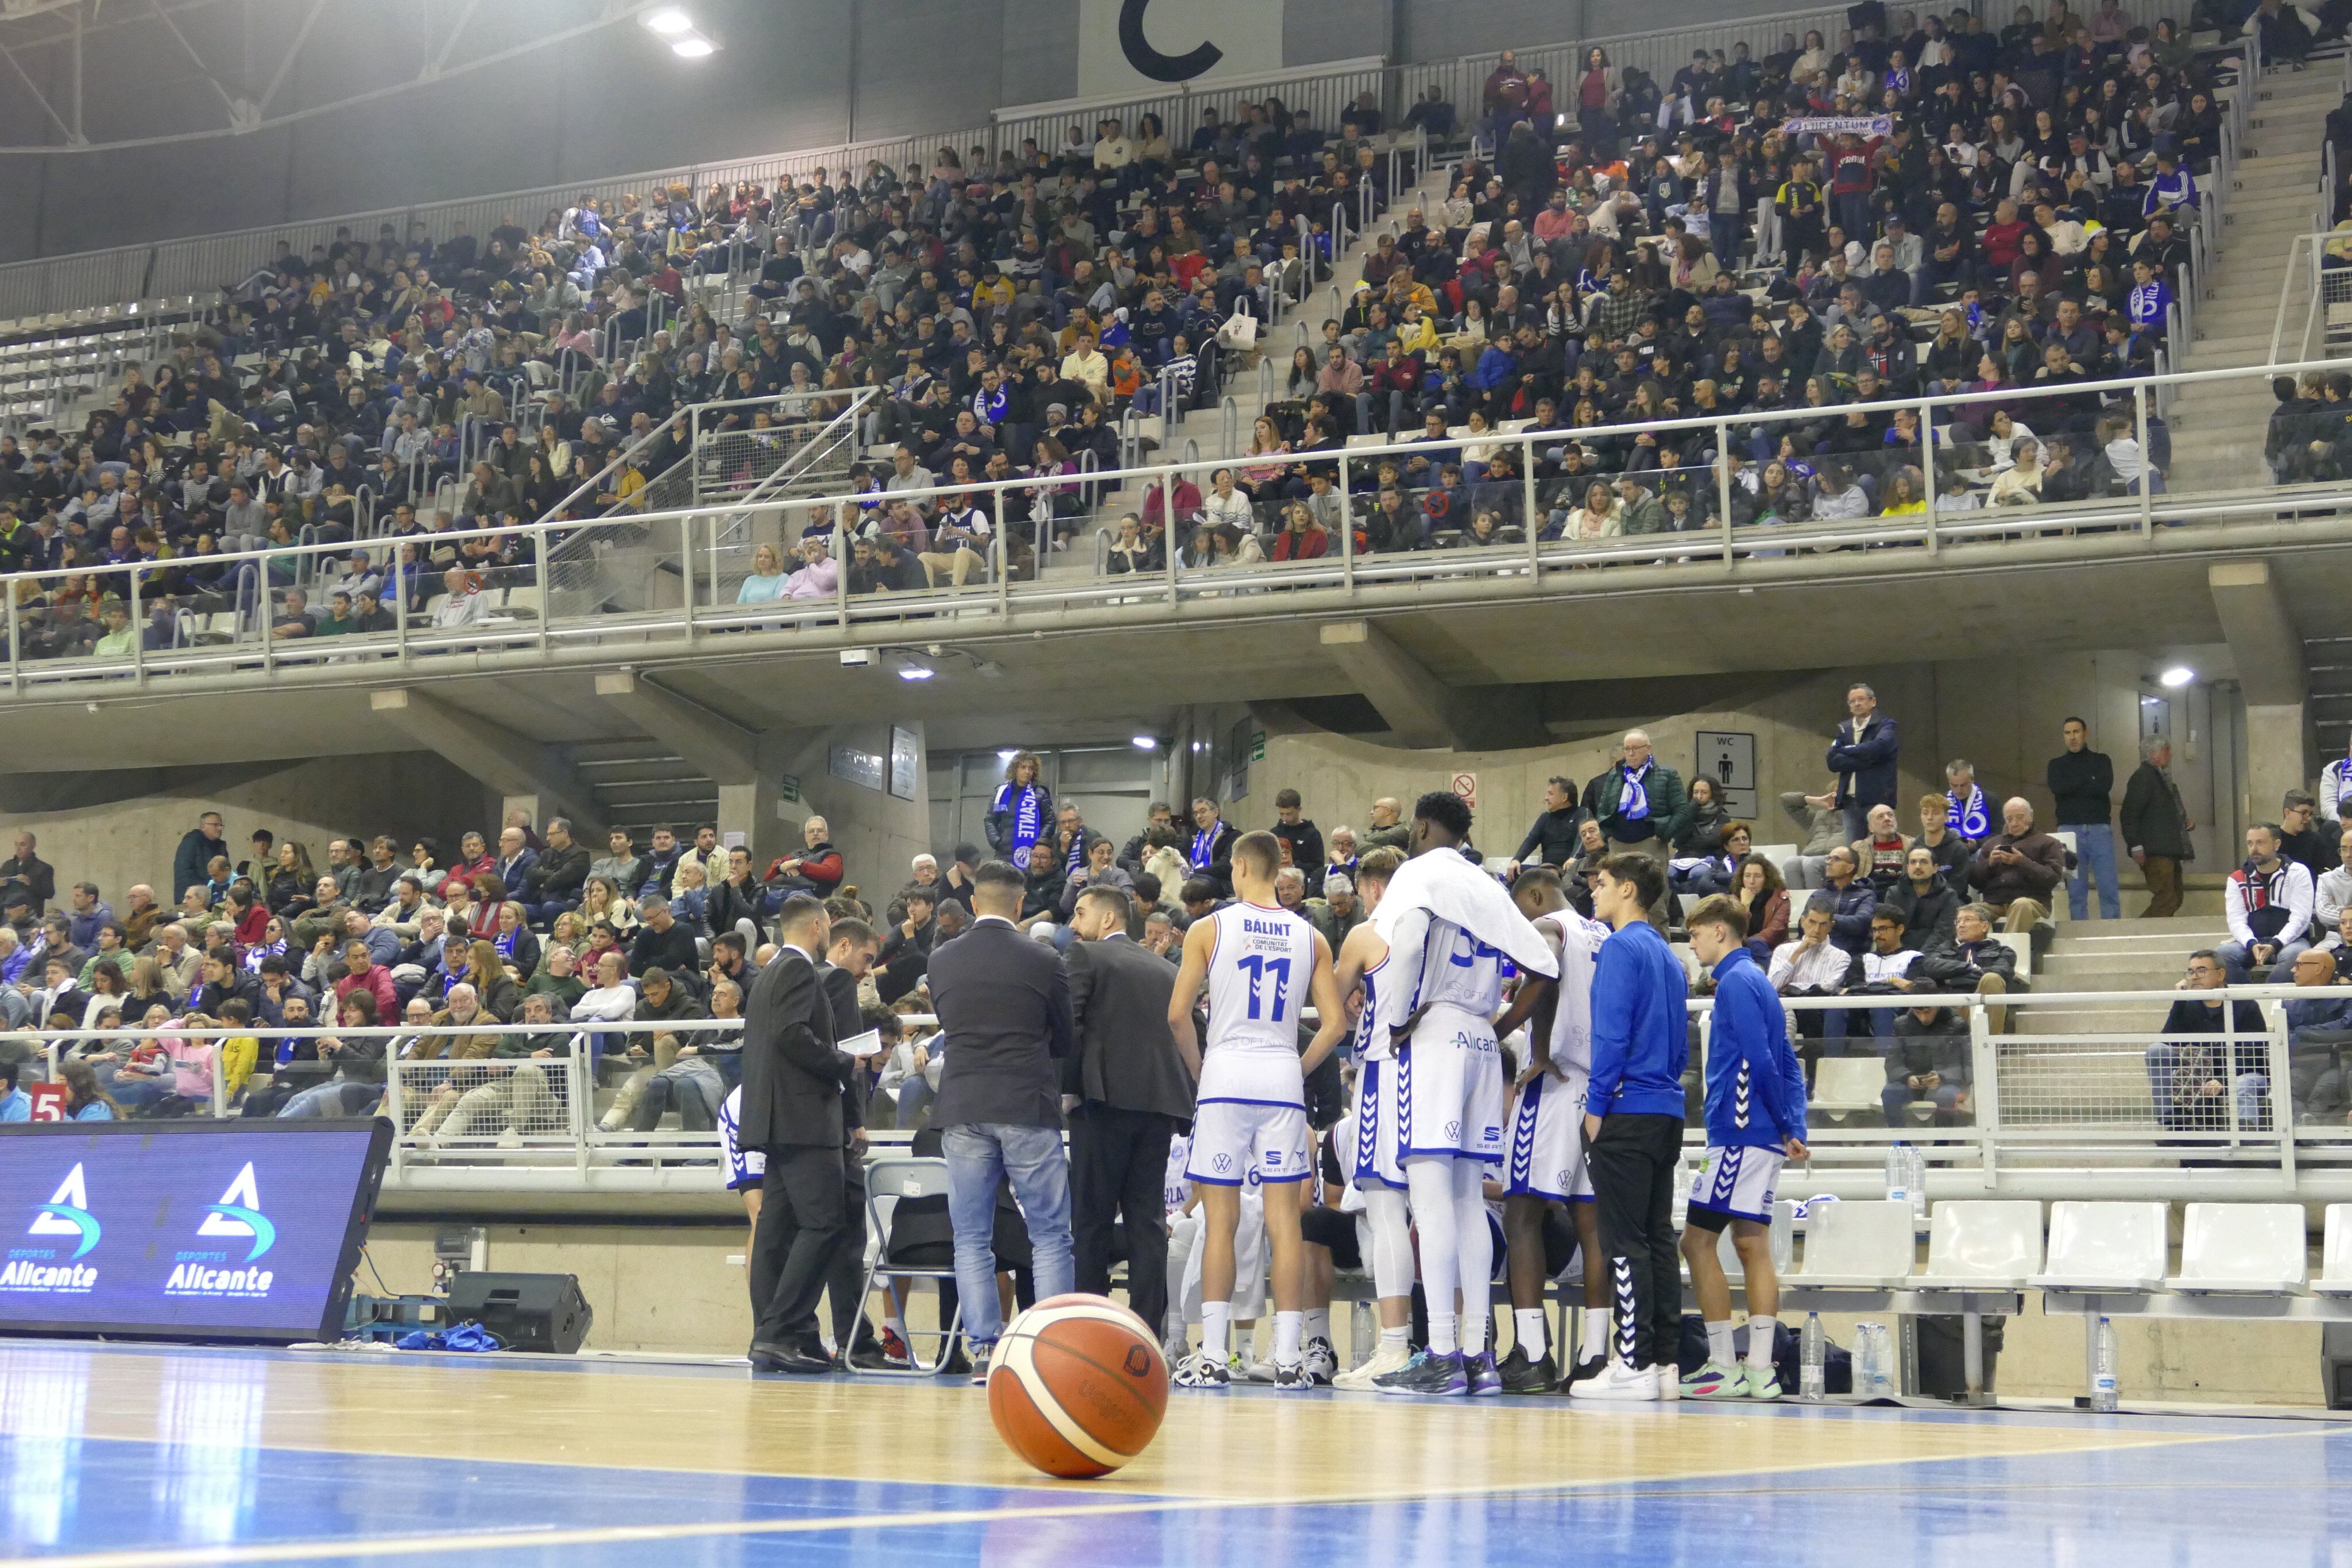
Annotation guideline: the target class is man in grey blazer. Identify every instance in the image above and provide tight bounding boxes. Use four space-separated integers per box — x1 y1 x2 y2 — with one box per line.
1064 884 1200 1336
926 860 1079 1377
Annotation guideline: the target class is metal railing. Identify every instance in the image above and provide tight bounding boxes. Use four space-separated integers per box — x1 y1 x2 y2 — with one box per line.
0 351 2336 696
12 983 2347 1198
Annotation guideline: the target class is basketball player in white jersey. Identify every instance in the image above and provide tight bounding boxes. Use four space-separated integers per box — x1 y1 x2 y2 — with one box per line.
1364 791 1559 1397
1328 845 1421 1392
1488 866 1614 1392
1166 831 1347 1389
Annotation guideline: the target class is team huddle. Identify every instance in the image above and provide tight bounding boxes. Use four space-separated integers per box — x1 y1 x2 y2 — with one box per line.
1164 791 1809 1401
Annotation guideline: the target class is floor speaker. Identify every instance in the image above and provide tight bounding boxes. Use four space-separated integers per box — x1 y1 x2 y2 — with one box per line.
443 1272 594 1354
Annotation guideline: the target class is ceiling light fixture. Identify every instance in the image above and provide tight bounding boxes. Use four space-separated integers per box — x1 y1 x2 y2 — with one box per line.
2158 666 2195 688
670 35 717 57
642 7 694 36
1132 735 1159 750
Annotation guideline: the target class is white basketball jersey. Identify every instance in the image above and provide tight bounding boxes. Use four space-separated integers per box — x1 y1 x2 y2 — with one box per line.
1540 910 1609 1075
1205 901 1319 1058
1165 1133 1193 1215
1401 912 1511 1021
1353 953 1392 1061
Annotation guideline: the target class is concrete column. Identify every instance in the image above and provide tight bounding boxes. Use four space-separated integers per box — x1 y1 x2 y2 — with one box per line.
2207 562 2311 811
367 688 606 835
593 671 776 861
1320 619 1461 750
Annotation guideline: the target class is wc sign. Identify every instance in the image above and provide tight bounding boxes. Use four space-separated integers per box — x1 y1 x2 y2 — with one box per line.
1078 0 1285 95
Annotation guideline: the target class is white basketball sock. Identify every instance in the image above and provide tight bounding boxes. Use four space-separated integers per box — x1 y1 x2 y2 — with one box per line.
1303 1307 1330 1345
1707 1321 1736 1367
1274 1310 1302 1366
1515 1308 1549 1361
1746 1315 1780 1369
1381 1325 1409 1350
1580 1307 1610 1362
1427 1310 1459 1357
1452 1159 1494 1355
1201 1300 1232 1361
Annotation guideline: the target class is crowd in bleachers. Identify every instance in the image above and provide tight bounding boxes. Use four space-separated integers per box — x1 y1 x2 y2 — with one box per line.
0 5 2285 660
4 683 2347 1140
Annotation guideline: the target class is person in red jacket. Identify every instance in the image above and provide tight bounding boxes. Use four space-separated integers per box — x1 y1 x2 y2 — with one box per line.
332 938 400 1023
767 815 845 900
1270 504 1330 560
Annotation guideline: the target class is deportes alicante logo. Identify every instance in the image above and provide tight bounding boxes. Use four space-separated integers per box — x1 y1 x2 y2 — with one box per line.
2 1163 102 1292
166 1163 279 1297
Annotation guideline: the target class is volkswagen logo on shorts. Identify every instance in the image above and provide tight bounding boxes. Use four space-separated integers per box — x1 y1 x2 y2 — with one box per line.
1213 1152 1233 1174
1444 1119 1461 1141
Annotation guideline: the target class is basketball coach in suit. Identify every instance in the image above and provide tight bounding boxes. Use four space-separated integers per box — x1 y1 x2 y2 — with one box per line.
1064 883 1198 1334
927 859 1078 1366
739 895 844 1374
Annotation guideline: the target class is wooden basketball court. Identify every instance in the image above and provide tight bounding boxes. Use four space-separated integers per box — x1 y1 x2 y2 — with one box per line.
0 1339 2344 1564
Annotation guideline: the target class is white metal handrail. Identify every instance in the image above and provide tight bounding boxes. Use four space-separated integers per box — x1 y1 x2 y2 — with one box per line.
3 350 2342 696
21 983 2347 1197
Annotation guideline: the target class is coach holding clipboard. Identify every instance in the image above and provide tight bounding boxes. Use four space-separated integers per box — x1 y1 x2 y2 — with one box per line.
927 860 1078 1379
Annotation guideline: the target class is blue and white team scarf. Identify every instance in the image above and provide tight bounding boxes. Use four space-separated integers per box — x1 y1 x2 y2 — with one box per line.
1619 760 1653 821
992 783 1046 864
1947 784 1990 839
1066 831 1088 878
1192 824 1220 869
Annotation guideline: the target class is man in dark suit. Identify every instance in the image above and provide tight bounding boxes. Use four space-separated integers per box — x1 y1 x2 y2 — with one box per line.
927 860 1078 1376
738 896 844 1374
816 916 891 1368
1063 884 1197 1335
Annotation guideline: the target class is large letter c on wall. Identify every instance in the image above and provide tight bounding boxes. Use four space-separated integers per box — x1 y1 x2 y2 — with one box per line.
1119 0 1223 83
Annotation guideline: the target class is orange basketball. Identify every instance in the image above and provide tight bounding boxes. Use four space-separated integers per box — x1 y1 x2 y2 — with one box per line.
987 1293 1169 1478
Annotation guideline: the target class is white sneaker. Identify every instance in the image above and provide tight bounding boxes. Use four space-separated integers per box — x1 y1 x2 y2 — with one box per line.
1332 1339 1413 1392
1569 1361 1661 1401
1649 1364 1682 1402
1302 1336 1338 1385
1243 1357 1277 1384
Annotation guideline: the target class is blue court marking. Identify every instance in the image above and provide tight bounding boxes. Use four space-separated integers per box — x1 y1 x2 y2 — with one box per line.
0 1406 2343 1565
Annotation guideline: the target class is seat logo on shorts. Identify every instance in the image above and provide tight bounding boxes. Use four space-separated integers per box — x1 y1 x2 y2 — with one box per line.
1266 1150 1285 1166
1213 1153 1233 1174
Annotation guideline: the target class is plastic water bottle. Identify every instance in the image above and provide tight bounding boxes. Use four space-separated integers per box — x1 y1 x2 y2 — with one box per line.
1855 1323 1894 1397
1883 1144 1910 1207
2092 1317 2120 1412
1800 1311 1827 1401
1906 1145 1929 1224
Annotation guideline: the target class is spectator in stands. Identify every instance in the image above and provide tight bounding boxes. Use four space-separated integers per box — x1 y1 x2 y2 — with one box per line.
1777 788 1846 891
1 832 56 916
2121 736 2195 919
1814 846 1877 958
1590 728 1688 865
1507 776 1581 874
2147 950 2272 1133
1883 1001 1972 1128
1969 798 2065 938
171 812 227 903
2280 790 2332 885
2221 822 2317 986
767 816 844 899
2284 944 2352 1124
1827 683 1900 843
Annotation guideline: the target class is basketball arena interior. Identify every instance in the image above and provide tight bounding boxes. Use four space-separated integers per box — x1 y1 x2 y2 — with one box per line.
6 0 2352 1561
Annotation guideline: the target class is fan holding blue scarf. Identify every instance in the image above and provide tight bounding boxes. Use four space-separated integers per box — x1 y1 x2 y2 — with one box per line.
1589 729 1692 873
1186 796 1240 897
984 751 1053 873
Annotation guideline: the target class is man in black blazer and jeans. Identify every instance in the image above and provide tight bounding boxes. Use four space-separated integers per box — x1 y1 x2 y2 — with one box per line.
738 896 845 1374
1064 884 1198 1338
927 860 1078 1379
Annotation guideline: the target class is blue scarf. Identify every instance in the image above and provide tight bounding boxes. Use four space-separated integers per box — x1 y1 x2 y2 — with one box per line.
1619 760 1653 820
1192 823 1221 869
1947 784 1990 839
1066 831 1088 878
992 783 1046 859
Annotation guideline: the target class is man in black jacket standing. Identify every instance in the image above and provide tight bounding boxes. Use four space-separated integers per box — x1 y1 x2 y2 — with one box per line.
1063 884 1197 1339
816 917 890 1368
519 817 591 927
2047 718 2118 923
740 896 845 1375
2119 737 2196 917
927 860 1078 1378
1508 775 1582 874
